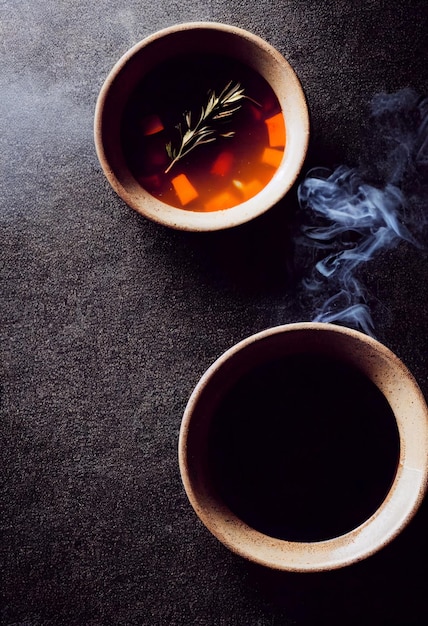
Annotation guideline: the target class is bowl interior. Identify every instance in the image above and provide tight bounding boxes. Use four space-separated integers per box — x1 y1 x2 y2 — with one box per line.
94 23 310 230
179 323 428 571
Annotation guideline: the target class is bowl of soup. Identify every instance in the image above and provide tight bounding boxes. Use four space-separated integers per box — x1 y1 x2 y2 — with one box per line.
94 22 309 231
179 322 428 571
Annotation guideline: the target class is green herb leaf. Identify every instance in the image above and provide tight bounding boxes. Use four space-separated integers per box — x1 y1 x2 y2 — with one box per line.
164 81 255 174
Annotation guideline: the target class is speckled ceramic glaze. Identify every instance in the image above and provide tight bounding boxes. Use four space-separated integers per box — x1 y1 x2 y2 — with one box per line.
178 322 428 572
94 22 309 231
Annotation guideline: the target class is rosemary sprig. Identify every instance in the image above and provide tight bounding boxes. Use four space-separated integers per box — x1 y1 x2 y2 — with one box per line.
165 81 253 174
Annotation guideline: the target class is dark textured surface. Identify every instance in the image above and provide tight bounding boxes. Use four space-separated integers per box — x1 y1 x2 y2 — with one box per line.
1 1 428 624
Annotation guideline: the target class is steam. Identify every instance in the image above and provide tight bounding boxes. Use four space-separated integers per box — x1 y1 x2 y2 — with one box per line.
297 88 428 336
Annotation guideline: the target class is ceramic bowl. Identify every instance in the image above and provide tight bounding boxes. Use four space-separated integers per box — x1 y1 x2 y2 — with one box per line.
178 322 428 572
94 22 309 231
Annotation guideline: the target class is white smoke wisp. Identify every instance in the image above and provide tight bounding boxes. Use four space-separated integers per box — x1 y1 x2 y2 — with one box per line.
297 89 428 336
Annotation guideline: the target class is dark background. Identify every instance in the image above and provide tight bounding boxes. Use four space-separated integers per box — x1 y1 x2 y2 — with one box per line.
1 1 427 624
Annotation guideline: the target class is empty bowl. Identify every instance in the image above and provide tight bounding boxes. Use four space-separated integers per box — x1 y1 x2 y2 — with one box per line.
178 322 428 571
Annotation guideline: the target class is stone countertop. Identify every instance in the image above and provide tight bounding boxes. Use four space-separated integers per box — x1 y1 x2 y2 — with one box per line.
1 1 427 624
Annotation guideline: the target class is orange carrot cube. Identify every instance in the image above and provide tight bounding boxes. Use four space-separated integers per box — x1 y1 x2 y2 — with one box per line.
233 178 264 200
210 151 234 176
265 113 286 148
140 114 164 136
205 191 237 212
261 147 283 169
171 173 199 206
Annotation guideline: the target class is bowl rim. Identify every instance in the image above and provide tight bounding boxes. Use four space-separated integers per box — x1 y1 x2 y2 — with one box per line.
178 322 428 572
94 21 310 231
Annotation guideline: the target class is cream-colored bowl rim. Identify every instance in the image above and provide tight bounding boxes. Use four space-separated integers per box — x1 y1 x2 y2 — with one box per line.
179 322 428 571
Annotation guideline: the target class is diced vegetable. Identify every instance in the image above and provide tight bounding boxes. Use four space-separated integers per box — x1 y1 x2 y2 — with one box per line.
140 114 164 136
205 191 237 212
249 103 263 121
263 95 277 114
210 151 234 176
261 147 283 168
233 178 264 200
264 113 286 148
171 173 199 206
140 140 168 171
139 174 161 190
150 147 168 167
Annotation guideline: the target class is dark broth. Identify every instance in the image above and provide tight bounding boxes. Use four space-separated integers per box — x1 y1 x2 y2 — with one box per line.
121 54 285 211
208 353 400 542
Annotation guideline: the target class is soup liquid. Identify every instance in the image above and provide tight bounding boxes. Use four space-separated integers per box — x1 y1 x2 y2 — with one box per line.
121 54 286 212
208 353 400 542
